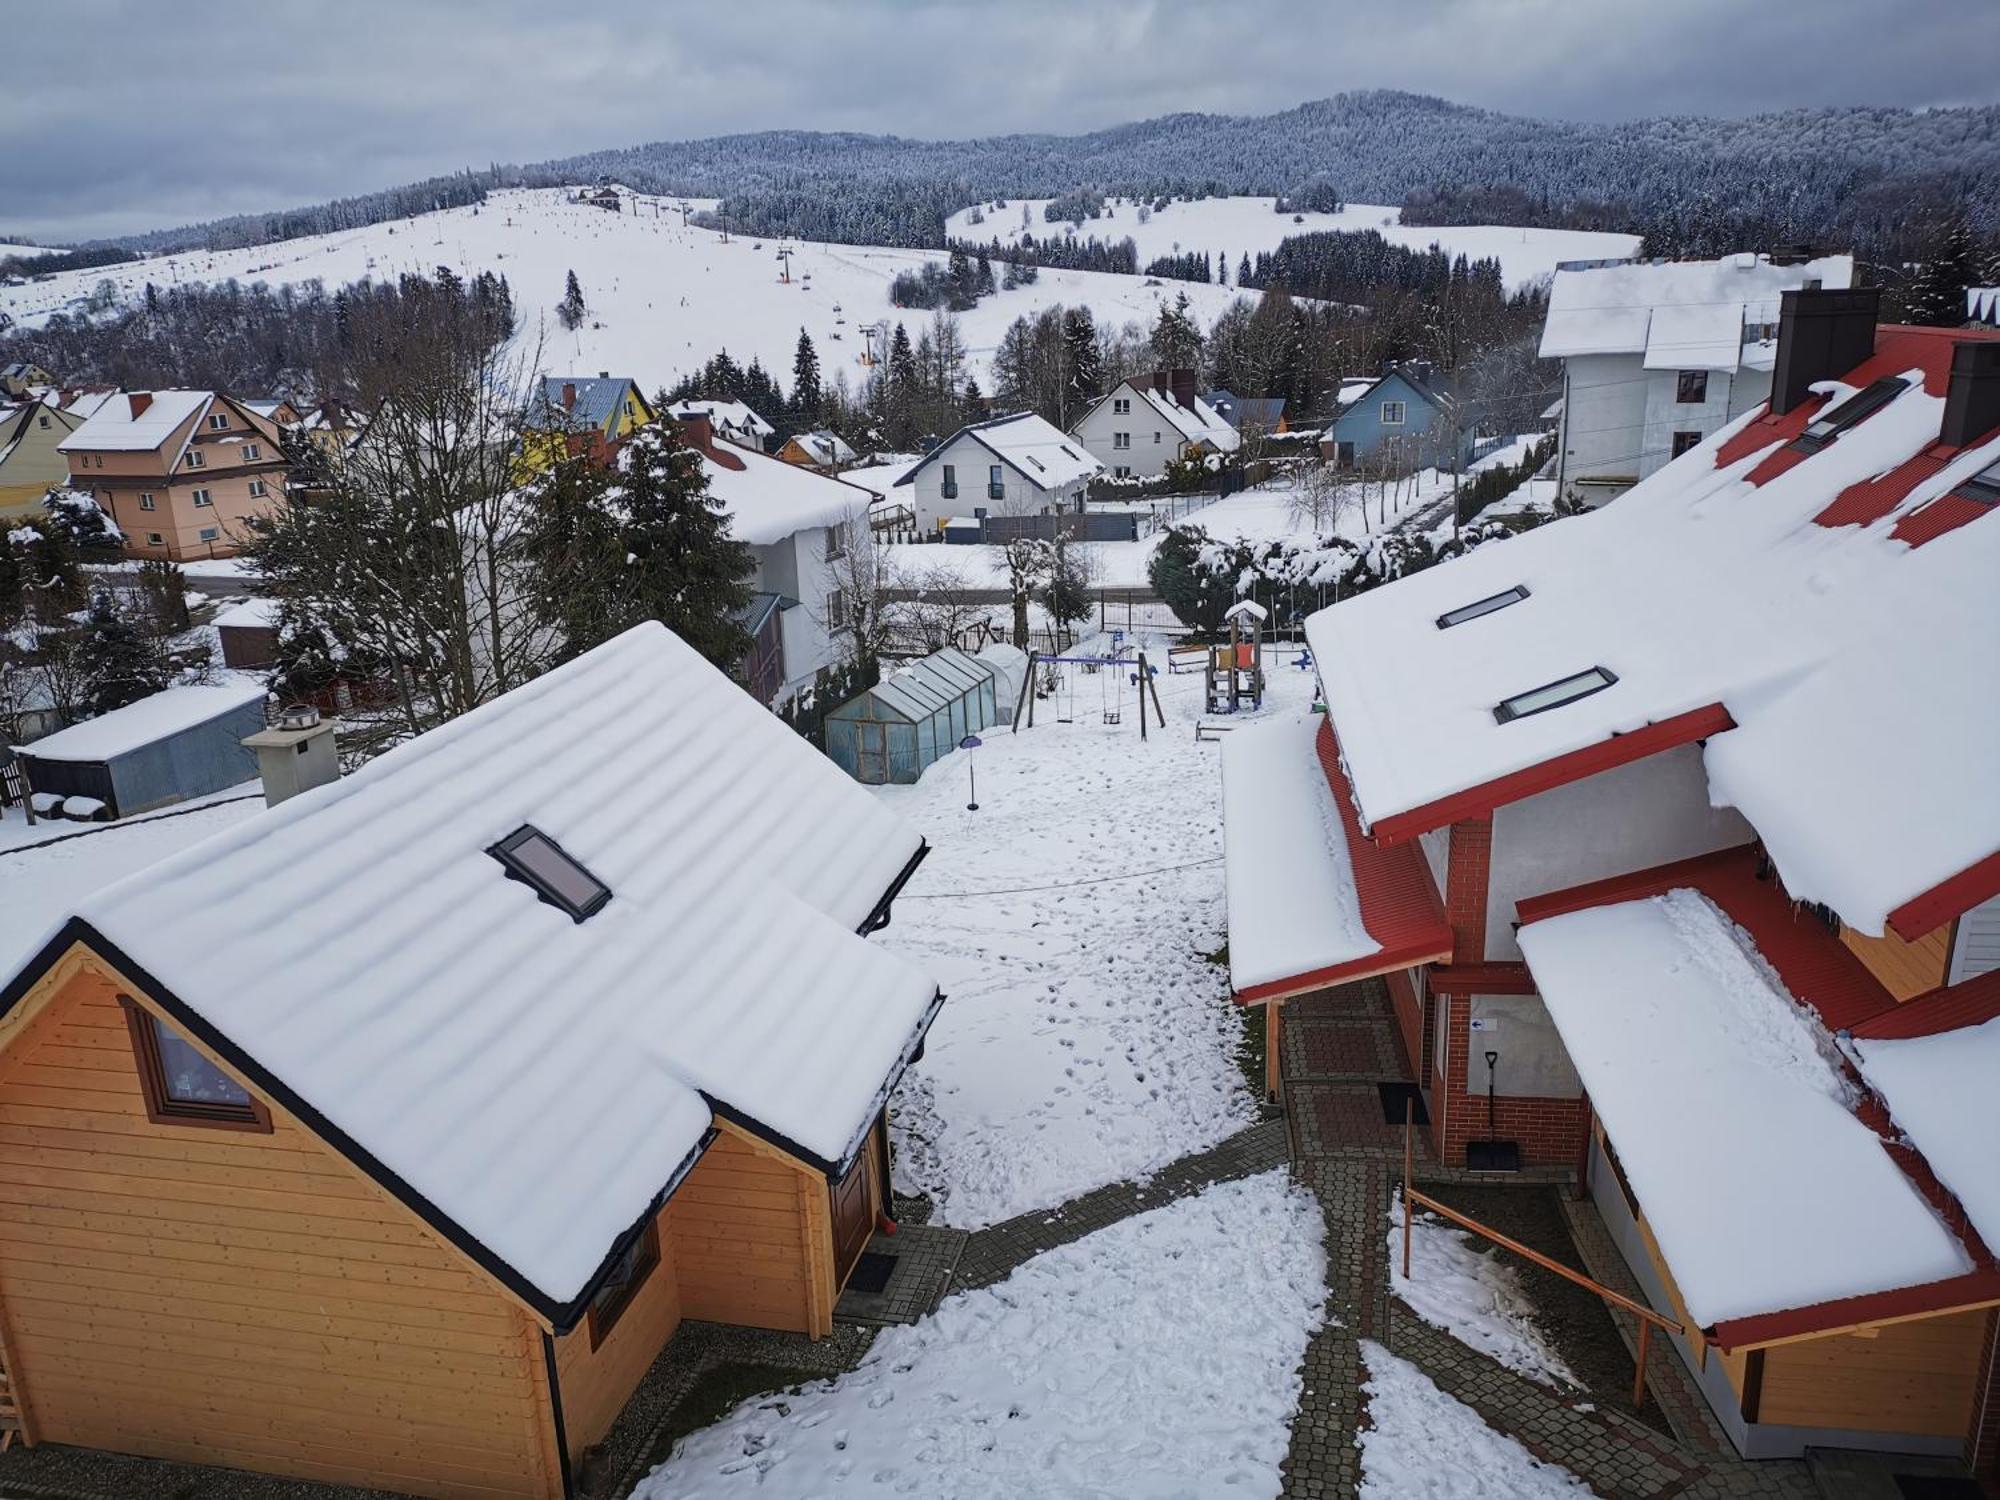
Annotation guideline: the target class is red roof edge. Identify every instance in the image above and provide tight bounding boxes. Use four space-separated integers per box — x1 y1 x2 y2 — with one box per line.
1709 1267 2000 1351
1365 703 1736 847
1888 846 2000 941
1232 719 1453 1004
1852 968 2000 1041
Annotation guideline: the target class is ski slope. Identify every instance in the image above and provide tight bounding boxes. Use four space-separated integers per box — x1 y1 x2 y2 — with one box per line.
0 188 1249 394
947 195 1639 291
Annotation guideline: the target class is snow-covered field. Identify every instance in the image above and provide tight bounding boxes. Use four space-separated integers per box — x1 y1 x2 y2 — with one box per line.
640 1171 1327 1499
0 188 1246 395
877 636 1324 1227
1358 1343 1598 1499
947 196 1639 292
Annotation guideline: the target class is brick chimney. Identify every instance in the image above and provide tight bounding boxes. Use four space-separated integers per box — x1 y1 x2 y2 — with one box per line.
674 414 744 470
1170 369 1197 411
1939 339 2000 449
1771 288 1881 416
128 392 153 419
560 382 577 412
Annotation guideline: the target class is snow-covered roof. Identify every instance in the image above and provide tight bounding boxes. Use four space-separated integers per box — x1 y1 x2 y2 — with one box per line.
58 389 116 419
1540 255 1854 371
213 596 280 630
1520 888 1970 1329
669 398 774 442
786 429 856 466
1095 381 1240 453
17 678 267 762
57 389 210 453
899 412 1103 493
1854 1016 2000 1260
15 623 936 1317
532 375 647 434
691 431 880 546
1305 324 2000 937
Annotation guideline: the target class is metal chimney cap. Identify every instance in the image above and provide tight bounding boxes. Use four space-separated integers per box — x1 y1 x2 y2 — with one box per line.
276 703 321 732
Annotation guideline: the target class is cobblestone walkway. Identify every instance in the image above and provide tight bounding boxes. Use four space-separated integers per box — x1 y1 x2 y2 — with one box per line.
1275 978 1819 1500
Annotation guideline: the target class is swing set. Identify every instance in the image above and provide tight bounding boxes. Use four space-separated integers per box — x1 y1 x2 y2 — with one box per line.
1014 645 1167 739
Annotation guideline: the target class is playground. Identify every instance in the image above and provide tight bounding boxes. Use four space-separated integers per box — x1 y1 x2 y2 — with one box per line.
874 627 1323 1228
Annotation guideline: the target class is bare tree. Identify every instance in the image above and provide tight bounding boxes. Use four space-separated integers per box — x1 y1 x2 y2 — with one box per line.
894 558 988 653
1288 460 1359 536
821 510 897 666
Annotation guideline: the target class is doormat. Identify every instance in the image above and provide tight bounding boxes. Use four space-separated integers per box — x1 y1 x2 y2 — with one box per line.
1377 1081 1429 1128
1896 1477 1985 1499
847 1251 898 1296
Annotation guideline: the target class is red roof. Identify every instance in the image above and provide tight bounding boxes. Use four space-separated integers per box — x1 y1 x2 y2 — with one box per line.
1232 719 1453 1004
1852 968 2000 1041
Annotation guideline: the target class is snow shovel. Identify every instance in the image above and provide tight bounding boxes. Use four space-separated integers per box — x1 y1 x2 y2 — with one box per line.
1465 1048 1522 1172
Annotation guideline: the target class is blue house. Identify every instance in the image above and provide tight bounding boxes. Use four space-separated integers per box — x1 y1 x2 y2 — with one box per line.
1323 365 1473 472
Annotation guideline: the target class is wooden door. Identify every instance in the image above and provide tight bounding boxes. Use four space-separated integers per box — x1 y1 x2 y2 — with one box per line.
829 1149 876 1285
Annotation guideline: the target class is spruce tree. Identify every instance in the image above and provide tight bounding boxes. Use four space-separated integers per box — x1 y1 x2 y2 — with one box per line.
1061 307 1102 422
81 593 171 716
1150 291 1205 373
792 329 823 422
558 269 586 331
612 424 754 668
1905 213 1978 327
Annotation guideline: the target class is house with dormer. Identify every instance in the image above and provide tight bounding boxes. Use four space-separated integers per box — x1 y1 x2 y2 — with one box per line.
893 411 1103 533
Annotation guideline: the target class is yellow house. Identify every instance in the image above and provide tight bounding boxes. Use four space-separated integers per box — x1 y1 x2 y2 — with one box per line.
518 375 653 476
0 403 84 519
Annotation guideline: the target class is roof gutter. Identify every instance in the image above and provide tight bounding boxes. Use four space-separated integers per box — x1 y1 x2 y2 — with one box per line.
860 839 930 935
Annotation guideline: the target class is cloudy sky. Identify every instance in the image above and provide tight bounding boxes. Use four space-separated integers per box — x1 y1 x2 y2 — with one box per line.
8 0 2000 243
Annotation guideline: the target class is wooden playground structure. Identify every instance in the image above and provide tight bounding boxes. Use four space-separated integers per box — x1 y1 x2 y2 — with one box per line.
1013 643 1167 739
1206 601 1267 715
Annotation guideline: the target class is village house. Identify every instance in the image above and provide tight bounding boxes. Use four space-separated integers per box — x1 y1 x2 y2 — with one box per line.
0 621 940 1496
1069 370 1239 479
1204 389 1288 439
893 410 1104 533
519 374 653 473
1224 288 2000 1468
0 400 84 518
777 428 857 473
0 363 53 400
1322 363 1474 473
1970 287 2000 328
56 391 287 560
1540 252 1854 505
668 398 775 453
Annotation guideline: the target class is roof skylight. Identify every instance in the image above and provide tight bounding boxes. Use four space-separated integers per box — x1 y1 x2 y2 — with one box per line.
1954 457 2000 506
489 825 611 922
1437 586 1530 630
1493 667 1619 725
1789 378 1907 454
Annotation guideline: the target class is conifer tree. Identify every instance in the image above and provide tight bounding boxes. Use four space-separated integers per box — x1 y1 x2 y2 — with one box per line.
1061 307 1102 422
792 328 823 421
81 593 171 716
1905 212 1979 327
558 269 586 331
1150 291 1205 373
612 424 754 667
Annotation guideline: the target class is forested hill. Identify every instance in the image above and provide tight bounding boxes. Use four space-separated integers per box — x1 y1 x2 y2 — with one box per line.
87 91 2000 259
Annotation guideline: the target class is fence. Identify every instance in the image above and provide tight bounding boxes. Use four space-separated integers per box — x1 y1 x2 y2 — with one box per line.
1096 588 1189 639
974 512 1140 545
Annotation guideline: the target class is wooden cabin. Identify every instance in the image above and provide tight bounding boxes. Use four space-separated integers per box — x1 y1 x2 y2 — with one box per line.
0 622 940 1498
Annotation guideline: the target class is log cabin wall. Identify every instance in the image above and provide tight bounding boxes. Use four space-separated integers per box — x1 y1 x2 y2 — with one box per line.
549 1201 682 1465
665 1124 821 1336
1840 921 1954 1002
1756 1308 1987 1438
0 970 561 1500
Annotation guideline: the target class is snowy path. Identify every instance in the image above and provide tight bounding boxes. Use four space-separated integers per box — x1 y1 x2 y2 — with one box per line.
876 639 1319 1228
637 1171 1327 1500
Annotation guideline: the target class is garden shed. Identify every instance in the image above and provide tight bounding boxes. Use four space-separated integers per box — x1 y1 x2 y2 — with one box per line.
14 679 266 819
826 647 1001 784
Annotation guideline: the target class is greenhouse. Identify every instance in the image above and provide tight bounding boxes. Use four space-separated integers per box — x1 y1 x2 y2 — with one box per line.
825 647 1004 785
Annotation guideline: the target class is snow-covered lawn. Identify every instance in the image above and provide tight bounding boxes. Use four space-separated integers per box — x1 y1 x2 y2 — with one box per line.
1359 1343 1598 1499
1387 1191 1578 1389
639 1171 1327 1500
877 639 1323 1227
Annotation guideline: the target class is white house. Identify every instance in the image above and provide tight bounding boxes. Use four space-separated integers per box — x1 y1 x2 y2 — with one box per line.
892 411 1103 532
668 399 775 452
678 415 884 704
1540 252 1853 505
1069 371 1238 479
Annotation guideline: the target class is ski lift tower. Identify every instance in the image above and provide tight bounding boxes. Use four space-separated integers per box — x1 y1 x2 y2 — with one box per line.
776 246 793 284
1209 600 1268 714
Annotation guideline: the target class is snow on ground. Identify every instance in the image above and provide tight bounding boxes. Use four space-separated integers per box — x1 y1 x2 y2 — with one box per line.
1358 1343 1598 1499
947 196 1638 293
877 637 1324 1227
0 188 1245 395
640 1171 1327 1500
1387 1191 1578 1389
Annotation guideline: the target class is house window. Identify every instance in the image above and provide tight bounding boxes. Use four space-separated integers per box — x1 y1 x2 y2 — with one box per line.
824 523 845 560
1494 667 1619 725
138 492 156 511
36 413 49 429
988 464 1004 501
121 997 270 1131
1113 432 1130 450
1380 400 1406 426
1676 370 1709 404
192 488 213 507
940 463 957 499
586 1222 660 1349
489 825 611 922
208 412 229 430
197 527 220 542
827 586 849 631
1670 430 1703 459
1335 440 1356 467
1113 398 1130 415
1153 431 1161 444
247 479 267 498
1436 585 1529 629
186 449 206 469
241 443 261 461
146 532 164 545
1114 465 1131 478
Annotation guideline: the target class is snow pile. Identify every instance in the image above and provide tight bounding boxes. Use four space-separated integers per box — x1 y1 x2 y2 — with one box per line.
641 1171 1327 1500
1387 1191 1578 1389
1358 1342 1598 1499
1854 1016 2000 1256
1519 890 1970 1326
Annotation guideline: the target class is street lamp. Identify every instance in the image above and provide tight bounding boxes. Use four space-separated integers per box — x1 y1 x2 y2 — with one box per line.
960 735 982 810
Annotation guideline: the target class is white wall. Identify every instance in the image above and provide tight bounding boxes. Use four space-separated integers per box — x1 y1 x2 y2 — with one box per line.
1638 368 1735 483
1560 353 1649 500
1071 384 1184 479
1485 743 1754 961
750 527 848 701
1468 995 1583 1098
903 433 1073 530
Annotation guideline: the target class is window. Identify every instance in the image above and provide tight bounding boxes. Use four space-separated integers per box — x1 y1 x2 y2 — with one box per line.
1153 431 1161 444
1114 465 1131 478
940 463 957 499
1671 430 1704 459
489 825 612 922
587 1222 659 1348
1113 398 1130 415
1493 667 1619 725
988 464 1004 500
138 492 156 511
1113 432 1130 450
192 488 213 506
198 526 220 542
824 523 845 560
1380 400 1406 426
185 449 205 469
827 585 849 631
146 532 164 545
208 412 229 430
1675 370 1709 404
1789 378 1907 454
122 998 270 1131
241 443 261 461
1953 457 2000 506
247 479 267 498
1435 585 1529 630
36 413 49 429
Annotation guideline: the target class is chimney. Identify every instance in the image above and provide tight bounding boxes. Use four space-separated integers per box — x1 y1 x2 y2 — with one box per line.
677 414 714 450
128 392 153 419
242 704 340 808
560 382 577 412
597 370 609 379
1171 369 1197 411
1940 339 2000 449
1771 287 1881 416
